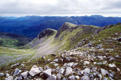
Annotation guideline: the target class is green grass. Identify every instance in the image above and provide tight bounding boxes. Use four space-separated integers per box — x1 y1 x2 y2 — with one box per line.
0 38 19 48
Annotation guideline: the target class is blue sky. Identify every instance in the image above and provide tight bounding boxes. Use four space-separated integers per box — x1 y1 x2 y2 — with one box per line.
0 0 121 17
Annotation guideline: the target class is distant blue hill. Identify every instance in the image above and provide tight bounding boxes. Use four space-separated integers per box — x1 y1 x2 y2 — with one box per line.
0 15 121 38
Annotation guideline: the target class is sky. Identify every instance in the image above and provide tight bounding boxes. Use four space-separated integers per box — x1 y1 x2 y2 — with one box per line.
0 0 121 17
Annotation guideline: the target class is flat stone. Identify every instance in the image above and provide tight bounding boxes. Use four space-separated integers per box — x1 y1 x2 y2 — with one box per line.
0 73 4 77
47 75 56 80
15 76 22 80
75 76 80 80
21 71 28 79
29 65 41 76
81 75 90 80
54 63 59 67
101 68 108 76
57 73 62 80
5 76 13 80
109 63 116 68
43 69 52 77
59 68 65 74
39 67 43 72
53 59 58 62
68 75 75 80
82 68 90 74
65 67 73 76
6 73 9 77
11 63 20 68
84 61 90 65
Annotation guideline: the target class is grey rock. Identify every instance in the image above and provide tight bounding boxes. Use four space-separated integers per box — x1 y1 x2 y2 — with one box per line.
0 73 4 77
68 75 75 80
117 37 121 42
6 73 10 77
57 73 62 80
54 63 59 67
13 68 21 76
11 63 20 68
81 75 90 80
109 63 116 68
59 68 65 74
5 76 13 80
39 67 43 72
84 61 90 65
29 65 41 76
75 76 80 80
43 69 52 77
65 67 73 76
101 68 108 76
15 76 22 80
47 75 56 80
96 44 102 49
21 71 28 79
82 68 90 74
53 59 58 62
21 64 25 67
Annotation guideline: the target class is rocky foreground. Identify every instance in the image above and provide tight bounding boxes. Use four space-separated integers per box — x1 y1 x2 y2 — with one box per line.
0 40 121 80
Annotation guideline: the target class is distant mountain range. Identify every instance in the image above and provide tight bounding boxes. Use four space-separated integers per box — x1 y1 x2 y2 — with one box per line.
0 15 121 38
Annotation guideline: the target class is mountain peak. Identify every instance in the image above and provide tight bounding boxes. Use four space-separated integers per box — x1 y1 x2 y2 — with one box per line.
63 22 77 28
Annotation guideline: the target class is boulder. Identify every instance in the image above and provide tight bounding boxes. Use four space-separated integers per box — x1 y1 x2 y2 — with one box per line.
84 61 90 65
13 68 21 76
109 64 116 68
81 75 90 80
57 73 62 80
117 37 121 42
11 63 20 68
0 73 4 77
82 68 90 74
21 71 28 79
5 76 13 80
68 75 75 80
59 68 65 74
101 68 108 76
65 67 73 76
47 75 56 80
75 76 80 80
15 76 22 80
53 59 59 62
43 69 52 78
29 65 41 76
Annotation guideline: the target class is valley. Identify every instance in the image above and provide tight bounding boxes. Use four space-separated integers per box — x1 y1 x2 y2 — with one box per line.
0 22 121 80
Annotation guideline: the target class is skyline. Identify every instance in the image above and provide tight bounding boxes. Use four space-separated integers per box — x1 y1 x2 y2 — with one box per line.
0 0 121 17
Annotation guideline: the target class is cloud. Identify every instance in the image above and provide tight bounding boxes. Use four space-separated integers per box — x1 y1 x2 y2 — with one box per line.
0 0 121 16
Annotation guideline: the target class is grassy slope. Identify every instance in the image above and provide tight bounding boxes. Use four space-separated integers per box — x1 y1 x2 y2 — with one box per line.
55 25 99 50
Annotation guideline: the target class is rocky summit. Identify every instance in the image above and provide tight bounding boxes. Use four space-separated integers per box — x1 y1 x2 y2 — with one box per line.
0 22 121 80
